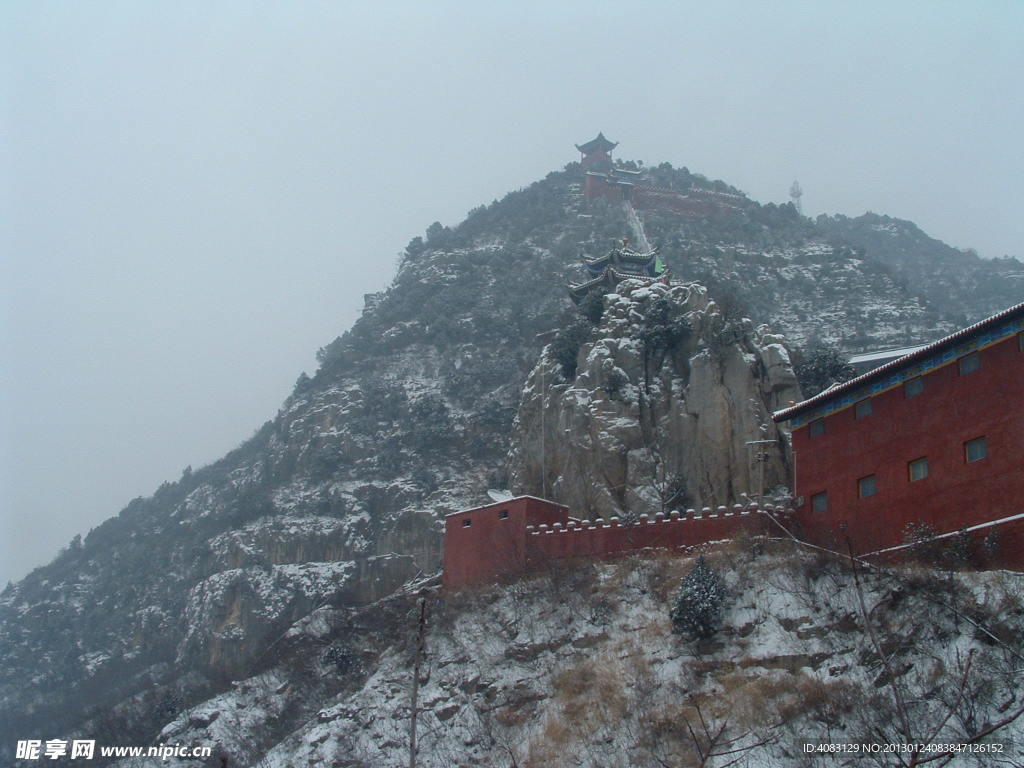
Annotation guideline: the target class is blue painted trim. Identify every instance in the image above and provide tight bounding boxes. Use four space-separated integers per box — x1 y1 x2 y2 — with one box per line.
791 317 1024 429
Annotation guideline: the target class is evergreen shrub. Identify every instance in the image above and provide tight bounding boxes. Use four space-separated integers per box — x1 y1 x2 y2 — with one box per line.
670 555 728 639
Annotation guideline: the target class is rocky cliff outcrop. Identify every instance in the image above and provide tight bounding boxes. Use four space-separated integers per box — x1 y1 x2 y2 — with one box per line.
511 279 801 517
2 156 1015 763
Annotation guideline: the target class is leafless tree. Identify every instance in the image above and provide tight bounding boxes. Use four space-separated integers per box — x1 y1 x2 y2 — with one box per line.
645 702 776 768
848 549 1024 767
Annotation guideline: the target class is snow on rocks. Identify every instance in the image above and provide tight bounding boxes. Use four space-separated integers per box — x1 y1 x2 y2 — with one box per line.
170 544 1024 768
510 279 801 518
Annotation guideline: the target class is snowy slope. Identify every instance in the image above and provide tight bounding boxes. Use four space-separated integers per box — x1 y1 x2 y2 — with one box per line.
124 542 1024 767
2 157 1016 764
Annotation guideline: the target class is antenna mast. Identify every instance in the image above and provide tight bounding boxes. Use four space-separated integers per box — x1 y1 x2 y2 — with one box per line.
789 180 803 215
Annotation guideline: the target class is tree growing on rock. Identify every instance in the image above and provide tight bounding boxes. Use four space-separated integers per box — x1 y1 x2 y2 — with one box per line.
794 345 854 397
670 556 728 639
552 318 591 379
578 291 605 325
638 295 690 387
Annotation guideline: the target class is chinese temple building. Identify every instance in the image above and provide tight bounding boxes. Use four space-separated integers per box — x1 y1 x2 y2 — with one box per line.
773 301 1024 567
575 132 618 168
575 134 745 217
568 239 665 304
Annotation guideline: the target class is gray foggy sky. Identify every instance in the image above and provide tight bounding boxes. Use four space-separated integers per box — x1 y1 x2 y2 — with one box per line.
2 1 1022 584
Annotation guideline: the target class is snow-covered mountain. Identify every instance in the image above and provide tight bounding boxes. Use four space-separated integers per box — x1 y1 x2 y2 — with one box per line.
121 545 1024 767
2 157 1019 765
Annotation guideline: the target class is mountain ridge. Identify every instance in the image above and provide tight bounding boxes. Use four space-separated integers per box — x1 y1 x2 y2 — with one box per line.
2 155 1019 762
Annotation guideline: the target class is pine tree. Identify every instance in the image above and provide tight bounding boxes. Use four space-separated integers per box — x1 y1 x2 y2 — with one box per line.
578 291 605 325
794 345 854 397
670 555 728 639
552 318 591 379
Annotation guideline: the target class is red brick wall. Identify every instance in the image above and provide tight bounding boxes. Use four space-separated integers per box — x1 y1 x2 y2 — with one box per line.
581 176 739 218
524 508 775 565
583 174 623 202
442 498 785 588
790 331 1024 561
441 497 568 588
860 515 1024 569
632 186 718 218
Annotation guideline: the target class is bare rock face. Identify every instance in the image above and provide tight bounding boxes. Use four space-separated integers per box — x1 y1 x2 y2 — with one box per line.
510 279 801 517
177 551 418 677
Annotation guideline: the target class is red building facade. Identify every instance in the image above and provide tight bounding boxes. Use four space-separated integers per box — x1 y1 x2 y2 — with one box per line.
442 497 568 588
575 134 743 217
442 496 784 588
774 303 1024 565
442 306 1024 589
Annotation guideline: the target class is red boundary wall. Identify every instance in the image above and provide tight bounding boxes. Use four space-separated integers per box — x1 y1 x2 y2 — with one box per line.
442 497 788 588
857 513 1024 570
582 174 741 218
442 497 566 588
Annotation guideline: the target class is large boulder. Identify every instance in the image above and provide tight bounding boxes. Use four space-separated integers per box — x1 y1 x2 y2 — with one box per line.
510 280 801 517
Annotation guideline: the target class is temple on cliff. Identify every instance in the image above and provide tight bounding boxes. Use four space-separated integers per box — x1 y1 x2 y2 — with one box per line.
575 133 745 216
575 132 617 168
568 239 665 304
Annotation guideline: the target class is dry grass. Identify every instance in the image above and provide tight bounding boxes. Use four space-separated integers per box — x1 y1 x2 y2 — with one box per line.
636 700 711 768
640 549 694 602
524 720 569 768
987 569 1024 615
525 654 631 765
555 656 627 722
551 660 596 702
711 671 803 729
494 703 532 729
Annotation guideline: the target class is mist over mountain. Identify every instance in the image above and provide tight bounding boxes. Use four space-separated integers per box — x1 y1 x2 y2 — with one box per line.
2 154 1020 765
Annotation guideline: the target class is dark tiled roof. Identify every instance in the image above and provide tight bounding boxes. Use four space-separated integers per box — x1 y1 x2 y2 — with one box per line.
568 269 666 303
583 247 658 269
575 132 618 155
773 301 1024 422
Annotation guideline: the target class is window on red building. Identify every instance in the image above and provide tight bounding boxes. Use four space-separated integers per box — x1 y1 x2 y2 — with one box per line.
908 457 929 482
811 491 828 512
965 437 987 463
499 509 509 519
462 519 472 527
855 399 872 419
904 377 924 398
858 475 877 498
810 419 825 437
958 353 980 375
